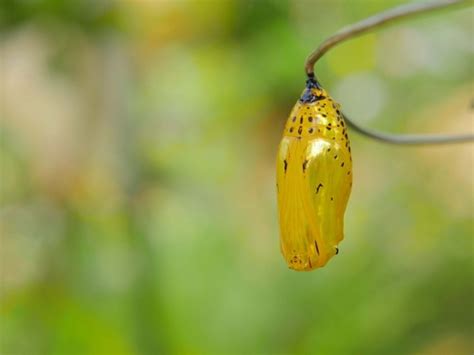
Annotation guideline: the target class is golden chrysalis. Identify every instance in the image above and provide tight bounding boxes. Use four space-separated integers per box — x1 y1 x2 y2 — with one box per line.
276 77 352 271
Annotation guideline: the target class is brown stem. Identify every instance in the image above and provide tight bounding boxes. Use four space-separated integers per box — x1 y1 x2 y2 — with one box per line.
305 0 470 76
305 0 473 145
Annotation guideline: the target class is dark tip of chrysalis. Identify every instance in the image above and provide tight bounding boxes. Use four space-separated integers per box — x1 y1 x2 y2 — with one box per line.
306 72 321 88
300 73 324 103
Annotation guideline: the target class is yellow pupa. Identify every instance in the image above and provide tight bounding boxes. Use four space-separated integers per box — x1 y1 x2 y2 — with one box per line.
276 78 352 271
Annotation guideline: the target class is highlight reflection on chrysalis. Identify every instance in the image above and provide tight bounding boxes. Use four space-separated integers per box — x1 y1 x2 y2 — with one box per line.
276 78 352 271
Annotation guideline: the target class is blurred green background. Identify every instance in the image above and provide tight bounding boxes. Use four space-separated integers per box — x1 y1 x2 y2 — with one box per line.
1 0 473 354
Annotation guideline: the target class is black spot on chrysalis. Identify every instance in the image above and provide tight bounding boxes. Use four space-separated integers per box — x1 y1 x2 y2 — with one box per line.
302 159 308 172
316 183 323 194
314 241 320 255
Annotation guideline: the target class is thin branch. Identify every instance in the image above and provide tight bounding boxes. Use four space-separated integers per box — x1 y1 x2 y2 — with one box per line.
305 0 470 75
343 113 474 145
305 0 474 145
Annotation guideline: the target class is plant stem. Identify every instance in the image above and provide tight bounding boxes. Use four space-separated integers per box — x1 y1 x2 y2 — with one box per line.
305 0 473 145
305 0 470 76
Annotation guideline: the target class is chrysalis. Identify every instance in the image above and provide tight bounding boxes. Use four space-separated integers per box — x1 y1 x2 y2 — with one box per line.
276 77 352 271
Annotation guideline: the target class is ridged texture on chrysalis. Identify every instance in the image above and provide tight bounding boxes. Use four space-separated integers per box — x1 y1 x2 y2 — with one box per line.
276 78 352 271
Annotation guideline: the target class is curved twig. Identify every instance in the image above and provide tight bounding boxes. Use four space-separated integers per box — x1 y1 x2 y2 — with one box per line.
305 0 473 145
343 113 474 145
305 0 470 75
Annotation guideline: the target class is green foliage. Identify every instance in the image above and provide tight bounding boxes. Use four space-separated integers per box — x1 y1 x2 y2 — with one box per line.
0 1 472 354
0 0 121 34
